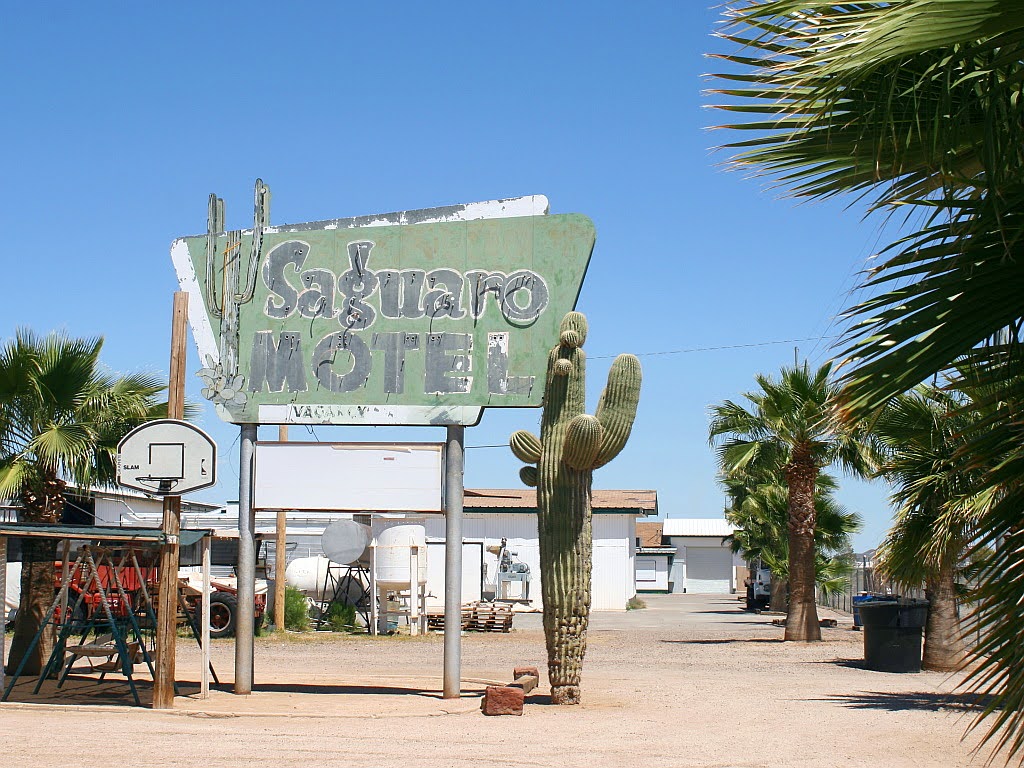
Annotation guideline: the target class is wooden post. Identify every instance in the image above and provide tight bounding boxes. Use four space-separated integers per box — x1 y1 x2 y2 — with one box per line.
274 425 287 631
153 291 188 709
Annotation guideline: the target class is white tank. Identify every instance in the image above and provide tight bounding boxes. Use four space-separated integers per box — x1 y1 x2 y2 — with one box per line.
372 520 428 589
285 555 331 600
322 520 371 565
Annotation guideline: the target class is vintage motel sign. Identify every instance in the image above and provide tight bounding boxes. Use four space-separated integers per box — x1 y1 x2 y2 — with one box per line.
170 184 594 426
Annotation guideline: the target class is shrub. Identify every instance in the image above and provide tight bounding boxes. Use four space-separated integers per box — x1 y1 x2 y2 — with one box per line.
626 596 647 611
327 602 358 633
283 586 311 631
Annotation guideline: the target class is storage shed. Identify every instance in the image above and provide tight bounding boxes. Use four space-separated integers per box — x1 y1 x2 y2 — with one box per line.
429 489 657 611
635 521 672 593
662 518 740 595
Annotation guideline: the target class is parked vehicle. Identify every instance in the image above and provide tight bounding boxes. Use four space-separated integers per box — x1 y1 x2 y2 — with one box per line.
4 557 267 638
745 566 771 611
4 561 20 629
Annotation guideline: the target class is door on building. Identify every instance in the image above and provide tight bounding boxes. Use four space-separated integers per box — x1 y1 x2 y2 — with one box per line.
669 556 686 594
684 547 732 594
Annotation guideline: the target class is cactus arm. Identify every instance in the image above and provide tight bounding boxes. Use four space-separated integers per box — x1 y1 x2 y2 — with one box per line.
510 430 542 464
519 466 539 486
563 414 603 470
592 353 642 468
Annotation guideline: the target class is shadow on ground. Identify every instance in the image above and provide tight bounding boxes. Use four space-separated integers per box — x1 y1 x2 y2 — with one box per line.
820 690 994 713
248 682 481 699
660 638 784 645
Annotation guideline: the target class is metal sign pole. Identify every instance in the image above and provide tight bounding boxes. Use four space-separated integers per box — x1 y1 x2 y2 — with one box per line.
443 425 464 699
200 534 211 698
235 422 257 694
274 425 288 630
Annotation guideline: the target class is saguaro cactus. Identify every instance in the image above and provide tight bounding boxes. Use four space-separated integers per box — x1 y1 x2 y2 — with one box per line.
509 311 641 704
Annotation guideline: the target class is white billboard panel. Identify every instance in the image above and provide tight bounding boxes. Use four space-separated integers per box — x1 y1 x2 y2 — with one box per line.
253 442 443 512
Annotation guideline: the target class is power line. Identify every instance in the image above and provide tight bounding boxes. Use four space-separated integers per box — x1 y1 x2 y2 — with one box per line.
589 335 839 360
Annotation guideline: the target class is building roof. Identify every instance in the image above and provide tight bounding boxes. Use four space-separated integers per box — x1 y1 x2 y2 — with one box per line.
662 518 735 537
464 489 658 516
636 521 664 547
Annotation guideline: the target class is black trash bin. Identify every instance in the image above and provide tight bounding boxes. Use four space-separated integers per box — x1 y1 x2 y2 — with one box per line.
859 598 929 672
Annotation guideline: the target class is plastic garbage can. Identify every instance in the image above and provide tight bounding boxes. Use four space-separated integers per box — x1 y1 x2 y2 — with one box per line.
859 598 929 672
851 593 894 629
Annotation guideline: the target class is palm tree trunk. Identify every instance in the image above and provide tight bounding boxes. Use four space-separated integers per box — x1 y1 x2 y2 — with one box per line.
785 453 821 641
923 563 965 672
770 576 789 613
7 539 57 675
6 478 64 675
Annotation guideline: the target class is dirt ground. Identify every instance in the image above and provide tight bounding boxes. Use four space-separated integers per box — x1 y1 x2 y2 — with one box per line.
0 594 989 767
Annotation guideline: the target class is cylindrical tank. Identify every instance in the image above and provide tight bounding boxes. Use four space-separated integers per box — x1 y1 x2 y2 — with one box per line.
285 555 331 600
321 520 371 565
372 520 428 589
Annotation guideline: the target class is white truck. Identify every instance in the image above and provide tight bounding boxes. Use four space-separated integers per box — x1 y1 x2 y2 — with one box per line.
745 566 771 611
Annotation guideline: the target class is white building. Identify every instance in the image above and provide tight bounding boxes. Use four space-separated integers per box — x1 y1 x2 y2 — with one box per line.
87 486 657 613
646 518 744 595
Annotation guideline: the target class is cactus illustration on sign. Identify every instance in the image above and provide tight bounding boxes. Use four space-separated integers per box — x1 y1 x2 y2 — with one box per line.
509 311 641 705
196 179 271 414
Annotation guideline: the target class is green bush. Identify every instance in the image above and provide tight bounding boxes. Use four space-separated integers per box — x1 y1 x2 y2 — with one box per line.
283 586 311 631
626 596 647 611
327 602 358 632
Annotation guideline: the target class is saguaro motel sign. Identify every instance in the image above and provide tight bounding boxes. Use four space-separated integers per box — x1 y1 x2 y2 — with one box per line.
171 182 594 426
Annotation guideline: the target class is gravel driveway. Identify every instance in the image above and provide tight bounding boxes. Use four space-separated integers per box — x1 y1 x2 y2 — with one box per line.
0 593 986 767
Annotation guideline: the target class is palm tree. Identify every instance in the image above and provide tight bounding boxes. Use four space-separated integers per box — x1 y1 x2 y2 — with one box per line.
725 470 861 611
708 4 1024 752
0 330 165 674
709 362 878 641
707 1 1024 414
873 385 983 671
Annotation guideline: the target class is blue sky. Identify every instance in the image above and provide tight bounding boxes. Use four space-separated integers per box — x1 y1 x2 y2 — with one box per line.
1 3 896 549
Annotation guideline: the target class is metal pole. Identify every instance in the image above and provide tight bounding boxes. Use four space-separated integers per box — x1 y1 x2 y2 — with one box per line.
273 427 288 631
442 425 464 699
235 423 257 695
200 535 211 698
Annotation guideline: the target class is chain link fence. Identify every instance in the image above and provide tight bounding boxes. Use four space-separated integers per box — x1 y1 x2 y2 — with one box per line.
817 565 924 614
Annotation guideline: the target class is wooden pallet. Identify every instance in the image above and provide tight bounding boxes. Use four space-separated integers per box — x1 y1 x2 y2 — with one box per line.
425 602 514 633
465 602 514 633
426 609 472 631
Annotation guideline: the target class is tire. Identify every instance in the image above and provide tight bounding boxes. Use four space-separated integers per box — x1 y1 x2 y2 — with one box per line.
206 592 238 639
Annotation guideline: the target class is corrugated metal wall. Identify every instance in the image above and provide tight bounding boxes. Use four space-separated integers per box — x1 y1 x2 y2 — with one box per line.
421 513 635 611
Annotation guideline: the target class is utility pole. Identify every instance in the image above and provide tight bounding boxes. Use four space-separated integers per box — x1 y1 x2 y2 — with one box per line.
153 291 188 709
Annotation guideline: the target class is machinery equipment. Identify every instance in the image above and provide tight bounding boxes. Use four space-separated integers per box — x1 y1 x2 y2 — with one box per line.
486 538 530 603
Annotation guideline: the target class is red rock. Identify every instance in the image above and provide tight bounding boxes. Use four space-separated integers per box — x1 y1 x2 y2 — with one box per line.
513 666 539 680
481 685 525 716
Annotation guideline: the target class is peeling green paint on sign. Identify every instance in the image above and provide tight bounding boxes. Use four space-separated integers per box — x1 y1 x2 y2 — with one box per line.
170 183 594 426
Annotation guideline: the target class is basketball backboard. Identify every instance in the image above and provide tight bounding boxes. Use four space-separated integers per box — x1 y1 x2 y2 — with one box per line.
117 419 217 496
